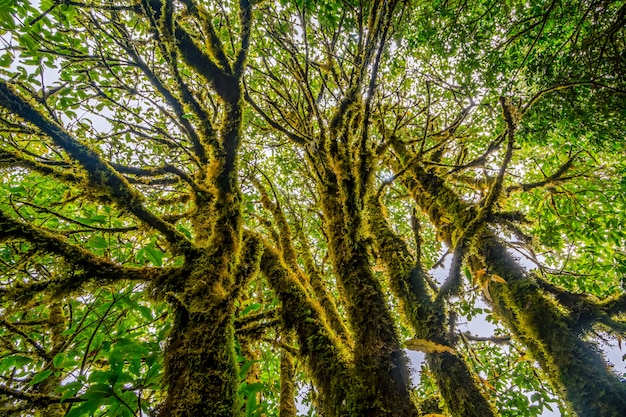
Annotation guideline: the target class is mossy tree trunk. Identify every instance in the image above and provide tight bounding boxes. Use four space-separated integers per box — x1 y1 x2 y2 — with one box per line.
397 139 626 417
2 1 625 416
159 310 241 417
317 177 416 416
366 195 499 417
474 234 626 417
259 244 352 416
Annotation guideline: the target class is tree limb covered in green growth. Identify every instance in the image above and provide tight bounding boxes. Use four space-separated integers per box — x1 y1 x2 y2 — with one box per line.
365 194 499 417
0 0 625 416
392 118 626 416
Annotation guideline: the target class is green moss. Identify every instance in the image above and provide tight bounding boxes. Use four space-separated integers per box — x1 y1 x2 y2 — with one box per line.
159 308 242 417
260 244 352 416
279 336 298 417
406 163 626 417
365 195 498 417
427 351 498 417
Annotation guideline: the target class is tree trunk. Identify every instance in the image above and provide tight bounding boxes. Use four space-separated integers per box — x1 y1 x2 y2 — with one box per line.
159 307 241 417
366 196 499 417
320 182 418 417
405 158 626 417
474 233 626 417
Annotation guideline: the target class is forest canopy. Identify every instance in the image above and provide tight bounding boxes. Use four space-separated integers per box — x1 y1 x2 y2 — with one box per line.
0 1 625 416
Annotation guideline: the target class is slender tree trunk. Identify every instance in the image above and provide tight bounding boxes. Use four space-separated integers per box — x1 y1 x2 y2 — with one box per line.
279 335 298 417
260 244 351 417
366 197 499 417
40 302 67 417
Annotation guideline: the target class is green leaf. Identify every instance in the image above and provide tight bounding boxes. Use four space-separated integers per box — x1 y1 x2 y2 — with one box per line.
53 352 65 367
143 243 164 266
82 383 113 400
138 305 153 321
108 349 125 374
57 381 83 402
0 52 13 67
30 369 53 385
144 362 161 386
88 235 109 249
241 303 262 316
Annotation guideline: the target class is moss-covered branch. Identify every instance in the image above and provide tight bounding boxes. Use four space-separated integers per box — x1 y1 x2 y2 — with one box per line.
398 154 626 417
293 223 353 346
141 0 239 103
535 276 626 334
473 234 626 417
0 81 192 254
279 332 298 417
0 210 174 300
0 384 82 406
365 195 499 417
0 148 84 184
258 239 351 416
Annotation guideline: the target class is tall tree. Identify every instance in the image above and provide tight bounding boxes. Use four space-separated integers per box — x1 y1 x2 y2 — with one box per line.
0 1 624 417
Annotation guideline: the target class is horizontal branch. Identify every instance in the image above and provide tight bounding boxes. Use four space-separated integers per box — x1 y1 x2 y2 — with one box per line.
461 331 512 345
0 148 84 184
0 210 178 299
0 384 83 406
508 154 578 192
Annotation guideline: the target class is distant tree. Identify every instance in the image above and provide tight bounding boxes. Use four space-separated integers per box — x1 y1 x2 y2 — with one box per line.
0 1 625 416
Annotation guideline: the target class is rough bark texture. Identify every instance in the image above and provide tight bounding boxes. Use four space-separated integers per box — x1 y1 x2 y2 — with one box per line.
475 234 626 417
159 309 240 417
404 157 626 417
366 196 499 417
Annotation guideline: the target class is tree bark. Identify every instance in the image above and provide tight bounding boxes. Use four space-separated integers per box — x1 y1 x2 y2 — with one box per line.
366 196 499 417
159 307 241 417
406 159 626 417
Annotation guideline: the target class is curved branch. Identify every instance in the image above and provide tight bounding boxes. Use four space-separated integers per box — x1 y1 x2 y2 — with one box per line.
0 384 83 405
244 90 307 146
0 148 84 185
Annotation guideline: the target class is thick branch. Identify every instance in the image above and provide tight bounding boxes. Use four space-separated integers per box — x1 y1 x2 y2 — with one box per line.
0 81 192 254
258 237 350 416
0 210 175 298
